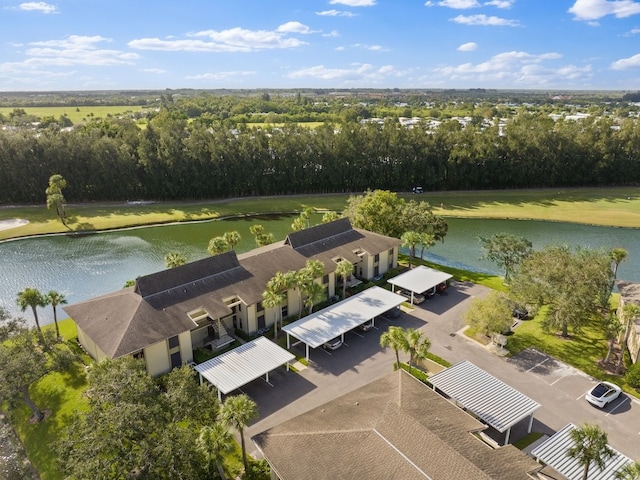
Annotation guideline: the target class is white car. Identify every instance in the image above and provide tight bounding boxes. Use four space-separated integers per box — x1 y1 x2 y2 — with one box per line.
397 289 425 305
323 337 343 351
584 381 622 408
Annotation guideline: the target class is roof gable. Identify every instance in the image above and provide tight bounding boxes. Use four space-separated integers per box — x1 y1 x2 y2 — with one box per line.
285 217 352 249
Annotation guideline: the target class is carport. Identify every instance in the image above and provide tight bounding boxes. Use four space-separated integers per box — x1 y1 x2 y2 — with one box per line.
194 336 295 401
388 265 452 304
429 360 540 444
282 286 405 361
532 424 633 479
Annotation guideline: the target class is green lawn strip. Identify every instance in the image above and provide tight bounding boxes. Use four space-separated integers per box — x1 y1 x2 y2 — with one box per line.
512 432 544 450
0 106 145 124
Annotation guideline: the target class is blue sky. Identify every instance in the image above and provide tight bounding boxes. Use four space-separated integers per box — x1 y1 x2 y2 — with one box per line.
1 0 640 91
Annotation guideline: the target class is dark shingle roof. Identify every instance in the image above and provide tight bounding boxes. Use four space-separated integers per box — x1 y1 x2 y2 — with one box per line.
284 217 352 249
253 370 541 480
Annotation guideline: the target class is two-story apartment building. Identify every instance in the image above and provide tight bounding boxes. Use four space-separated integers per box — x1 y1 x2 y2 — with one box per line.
64 218 401 376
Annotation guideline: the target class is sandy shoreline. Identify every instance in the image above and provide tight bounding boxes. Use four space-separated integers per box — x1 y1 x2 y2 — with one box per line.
0 219 28 231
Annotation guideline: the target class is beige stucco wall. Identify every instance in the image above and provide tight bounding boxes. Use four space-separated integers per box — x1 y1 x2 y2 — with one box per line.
77 325 109 362
145 340 171 377
617 297 640 365
179 331 193 364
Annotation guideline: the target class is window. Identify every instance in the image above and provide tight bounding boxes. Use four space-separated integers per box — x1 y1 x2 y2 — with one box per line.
258 314 265 329
322 274 329 284
281 305 288 318
256 301 263 312
133 350 145 360
374 253 380 262
170 351 182 369
168 335 179 349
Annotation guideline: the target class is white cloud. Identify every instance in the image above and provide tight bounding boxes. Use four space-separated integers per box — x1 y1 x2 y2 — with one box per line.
624 27 640 35
329 0 376 6
316 9 356 17
484 0 515 7
276 22 314 34
451 14 520 25
142 68 166 74
611 53 640 69
457 42 478 51
130 27 307 52
185 71 256 80
335 46 345 51
19 2 57 13
23 35 139 66
425 0 480 8
431 50 591 86
323 30 340 37
568 0 640 21
288 63 397 82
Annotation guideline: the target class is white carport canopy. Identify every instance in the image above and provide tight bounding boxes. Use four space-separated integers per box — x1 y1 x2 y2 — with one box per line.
388 265 453 296
532 424 633 480
282 286 405 360
429 360 541 444
194 336 295 400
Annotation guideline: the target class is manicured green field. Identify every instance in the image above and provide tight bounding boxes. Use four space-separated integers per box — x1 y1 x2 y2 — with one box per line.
1 187 638 242
0 105 146 123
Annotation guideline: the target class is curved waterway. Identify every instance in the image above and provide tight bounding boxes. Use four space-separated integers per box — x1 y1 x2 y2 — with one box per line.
0 215 638 324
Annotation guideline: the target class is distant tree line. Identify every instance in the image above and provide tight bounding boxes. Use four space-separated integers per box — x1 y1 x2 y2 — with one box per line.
1 109 639 204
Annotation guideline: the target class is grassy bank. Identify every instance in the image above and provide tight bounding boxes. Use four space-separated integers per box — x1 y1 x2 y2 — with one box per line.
1 187 639 241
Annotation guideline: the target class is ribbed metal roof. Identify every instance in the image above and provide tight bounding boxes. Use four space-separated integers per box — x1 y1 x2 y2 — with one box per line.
388 265 453 294
428 360 540 433
194 336 295 394
531 423 633 480
282 286 405 348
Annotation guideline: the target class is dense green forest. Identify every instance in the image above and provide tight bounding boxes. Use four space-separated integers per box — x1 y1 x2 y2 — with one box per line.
0 91 639 204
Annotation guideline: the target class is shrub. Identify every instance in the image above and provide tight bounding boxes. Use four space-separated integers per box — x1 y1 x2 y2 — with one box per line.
626 362 640 388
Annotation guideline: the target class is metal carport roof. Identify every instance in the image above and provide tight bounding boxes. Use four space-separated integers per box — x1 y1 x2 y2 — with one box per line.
429 360 541 444
194 336 295 400
388 265 452 294
531 424 633 480
282 286 405 359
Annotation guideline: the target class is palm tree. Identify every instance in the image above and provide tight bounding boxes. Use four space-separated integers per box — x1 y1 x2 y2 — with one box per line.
16 287 46 342
401 231 422 269
617 303 640 374
223 231 241 251
197 423 234 480
335 260 354 299
45 174 67 226
611 248 628 280
418 233 436 263
404 328 431 372
567 423 614 480
45 290 67 339
303 281 325 314
208 236 229 255
262 287 285 339
603 313 623 364
616 461 640 479
380 326 408 369
221 394 258 473
322 211 339 223
164 252 186 269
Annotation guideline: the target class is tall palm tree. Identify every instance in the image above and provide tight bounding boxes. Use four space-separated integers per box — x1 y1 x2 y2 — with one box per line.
197 423 234 480
45 290 67 339
221 394 258 473
616 461 640 480
16 287 46 342
404 328 431 372
617 303 640 374
567 423 614 480
223 231 241 251
335 260 354 299
401 231 422 269
164 252 186 269
380 326 408 369
603 313 623 364
303 281 325 314
611 248 628 280
262 287 285 339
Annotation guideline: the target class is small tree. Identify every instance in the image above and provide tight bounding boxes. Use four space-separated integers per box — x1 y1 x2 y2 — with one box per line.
223 231 241 250
567 423 614 480
615 461 640 479
249 224 274 247
625 362 640 389
303 281 325 315
418 233 436 263
165 252 186 268
221 394 258 473
335 259 354 299
321 211 340 223
208 236 229 255
479 233 532 283
463 291 513 337
404 328 431 372
16 287 47 344
262 287 285 339
401 231 422 269
603 313 624 365
380 326 408 369
197 423 233 480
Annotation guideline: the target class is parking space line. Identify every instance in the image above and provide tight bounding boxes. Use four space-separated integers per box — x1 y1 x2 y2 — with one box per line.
606 397 628 416
550 375 567 386
526 357 549 372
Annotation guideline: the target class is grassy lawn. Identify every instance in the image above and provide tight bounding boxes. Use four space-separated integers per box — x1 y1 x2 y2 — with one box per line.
2 187 640 241
0 105 146 124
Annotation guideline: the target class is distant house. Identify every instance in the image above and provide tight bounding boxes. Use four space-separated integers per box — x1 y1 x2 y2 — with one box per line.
616 280 640 364
253 369 543 480
64 218 401 376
